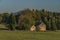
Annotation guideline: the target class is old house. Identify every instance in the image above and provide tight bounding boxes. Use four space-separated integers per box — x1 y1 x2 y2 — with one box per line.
30 22 46 31
30 25 36 31
37 22 46 31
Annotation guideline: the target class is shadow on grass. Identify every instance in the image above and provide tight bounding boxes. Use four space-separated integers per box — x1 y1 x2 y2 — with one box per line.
0 28 8 30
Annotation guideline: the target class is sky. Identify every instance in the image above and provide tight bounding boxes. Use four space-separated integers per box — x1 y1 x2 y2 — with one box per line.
0 0 60 13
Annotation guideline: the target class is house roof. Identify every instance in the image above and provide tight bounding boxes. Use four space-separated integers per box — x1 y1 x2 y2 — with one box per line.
35 22 44 27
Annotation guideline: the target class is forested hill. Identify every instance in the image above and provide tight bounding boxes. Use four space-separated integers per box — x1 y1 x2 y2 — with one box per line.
0 9 60 30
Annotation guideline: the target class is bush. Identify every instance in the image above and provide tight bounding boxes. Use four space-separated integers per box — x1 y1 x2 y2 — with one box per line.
15 26 23 30
7 24 14 30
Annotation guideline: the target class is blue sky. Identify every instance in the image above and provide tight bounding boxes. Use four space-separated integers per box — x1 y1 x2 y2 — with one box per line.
0 0 60 13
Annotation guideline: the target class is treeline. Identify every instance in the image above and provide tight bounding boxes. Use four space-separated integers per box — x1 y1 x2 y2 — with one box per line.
0 9 60 31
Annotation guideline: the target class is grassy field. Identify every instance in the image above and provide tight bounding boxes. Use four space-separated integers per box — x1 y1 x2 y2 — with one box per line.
0 30 60 40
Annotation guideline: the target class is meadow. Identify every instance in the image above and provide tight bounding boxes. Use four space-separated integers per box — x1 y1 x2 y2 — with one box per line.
0 30 60 40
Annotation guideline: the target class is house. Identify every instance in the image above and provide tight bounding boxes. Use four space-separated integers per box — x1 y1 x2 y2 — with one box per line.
30 22 46 31
36 22 46 31
30 25 36 31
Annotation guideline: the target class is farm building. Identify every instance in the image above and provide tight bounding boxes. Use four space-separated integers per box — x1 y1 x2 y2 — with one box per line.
30 22 46 31
30 25 36 31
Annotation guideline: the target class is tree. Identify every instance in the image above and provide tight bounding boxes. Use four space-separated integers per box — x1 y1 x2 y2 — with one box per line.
8 13 16 30
2 13 9 24
51 17 57 31
0 14 3 24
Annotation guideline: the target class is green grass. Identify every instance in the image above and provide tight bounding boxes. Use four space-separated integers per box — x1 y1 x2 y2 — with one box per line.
0 30 60 40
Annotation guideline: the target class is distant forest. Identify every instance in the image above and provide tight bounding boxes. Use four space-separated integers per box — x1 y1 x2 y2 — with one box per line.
0 9 60 31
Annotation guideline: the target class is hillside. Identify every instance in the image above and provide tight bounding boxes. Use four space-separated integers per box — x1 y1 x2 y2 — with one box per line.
0 9 60 31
